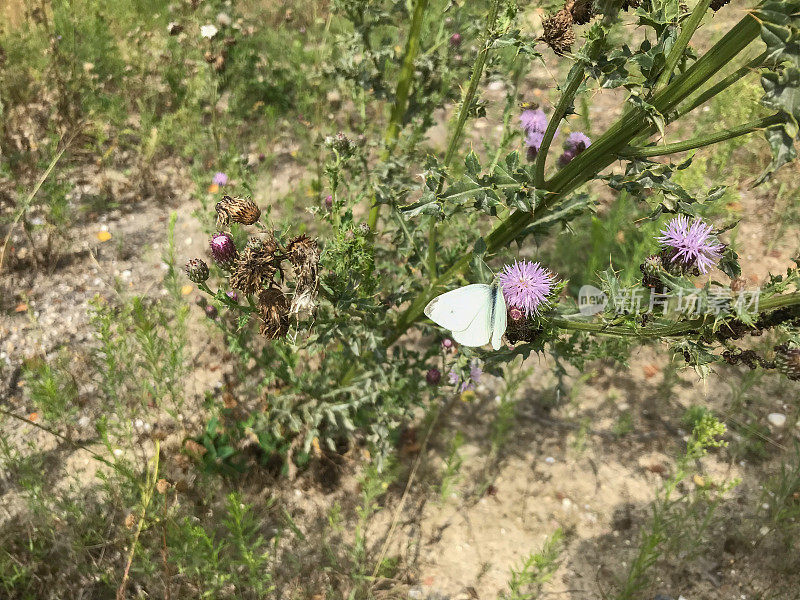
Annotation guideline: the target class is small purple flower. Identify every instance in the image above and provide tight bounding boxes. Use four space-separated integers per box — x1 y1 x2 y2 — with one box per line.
226 291 239 303
520 109 547 135
459 380 475 393
499 260 555 316
469 360 482 384
448 369 460 385
209 232 237 268
426 368 441 385
324 195 333 210
441 338 454 351
557 149 576 167
564 132 591 153
449 32 462 47
657 215 724 274
212 172 228 186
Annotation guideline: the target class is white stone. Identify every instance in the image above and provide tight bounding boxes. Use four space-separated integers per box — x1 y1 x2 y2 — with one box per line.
767 413 786 427
545 456 555 464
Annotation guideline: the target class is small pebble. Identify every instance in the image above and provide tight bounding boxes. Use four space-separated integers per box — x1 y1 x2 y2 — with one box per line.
767 413 786 427
545 456 555 464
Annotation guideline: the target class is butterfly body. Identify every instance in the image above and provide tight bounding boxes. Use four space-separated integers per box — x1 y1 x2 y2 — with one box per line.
424 283 507 350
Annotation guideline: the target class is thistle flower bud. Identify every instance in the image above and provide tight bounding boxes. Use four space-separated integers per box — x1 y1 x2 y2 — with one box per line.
210 232 237 268
449 33 462 47
775 344 800 381
215 195 261 228
205 304 218 319
185 258 209 283
325 132 355 158
441 338 454 351
426 368 441 385
640 254 663 288
324 195 333 210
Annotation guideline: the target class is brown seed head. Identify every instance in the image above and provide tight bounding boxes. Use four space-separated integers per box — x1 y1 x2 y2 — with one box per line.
286 235 320 315
156 478 171 494
567 0 594 25
215 195 262 228
258 287 290 339
542 9 575 55
229 235 282 295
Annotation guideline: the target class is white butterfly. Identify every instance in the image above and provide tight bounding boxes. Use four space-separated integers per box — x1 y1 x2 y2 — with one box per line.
424 283 507 350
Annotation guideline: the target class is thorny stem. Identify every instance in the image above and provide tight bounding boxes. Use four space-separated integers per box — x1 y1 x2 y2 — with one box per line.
534 64 585 188
653 0 713 93
427 0 503 278
389 10 764 343
618 113 784 158
367 0 430 231
549 291 800 338
670 50 768 122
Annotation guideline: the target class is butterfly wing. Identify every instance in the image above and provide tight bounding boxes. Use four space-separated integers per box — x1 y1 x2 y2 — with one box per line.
490 284 507 350
425 284 494 347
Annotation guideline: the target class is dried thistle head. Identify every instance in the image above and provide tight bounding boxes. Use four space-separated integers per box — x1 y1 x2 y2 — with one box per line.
258 287 290 339
229 235 283 295
215 195 262 228
567 0 594 25
286 234 320 315
541 9 575 55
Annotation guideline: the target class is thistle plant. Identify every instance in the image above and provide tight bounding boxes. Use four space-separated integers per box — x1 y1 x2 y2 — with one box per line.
187 0 800 467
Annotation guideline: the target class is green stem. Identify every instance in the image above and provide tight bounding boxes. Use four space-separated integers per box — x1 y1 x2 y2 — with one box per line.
618 113 783 158
670 50 767 121
653 0 712 92
367 0 430 231
426 0 503 278
534 64 585 188
550 291 800 338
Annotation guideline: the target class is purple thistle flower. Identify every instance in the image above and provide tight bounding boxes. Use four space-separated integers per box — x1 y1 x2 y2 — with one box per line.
204 304 218 319
449 32 462 47
209 232 237 268
324 195 333 210
499 260 555 316
564 132 591 153
520 109 547 135
212 172 228 186
426 368 441 385
657 215 724 274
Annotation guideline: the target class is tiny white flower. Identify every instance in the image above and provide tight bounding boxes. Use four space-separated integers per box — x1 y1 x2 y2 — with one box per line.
216 12 232 27
200 24 218 39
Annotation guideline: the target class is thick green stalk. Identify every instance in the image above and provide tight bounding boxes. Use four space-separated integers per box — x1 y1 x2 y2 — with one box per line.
670 51 767 121
550 291 800 338
534 65 585 188
618 113 784 158
653 0 713 92
367 0 430 230
427 0 503 277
